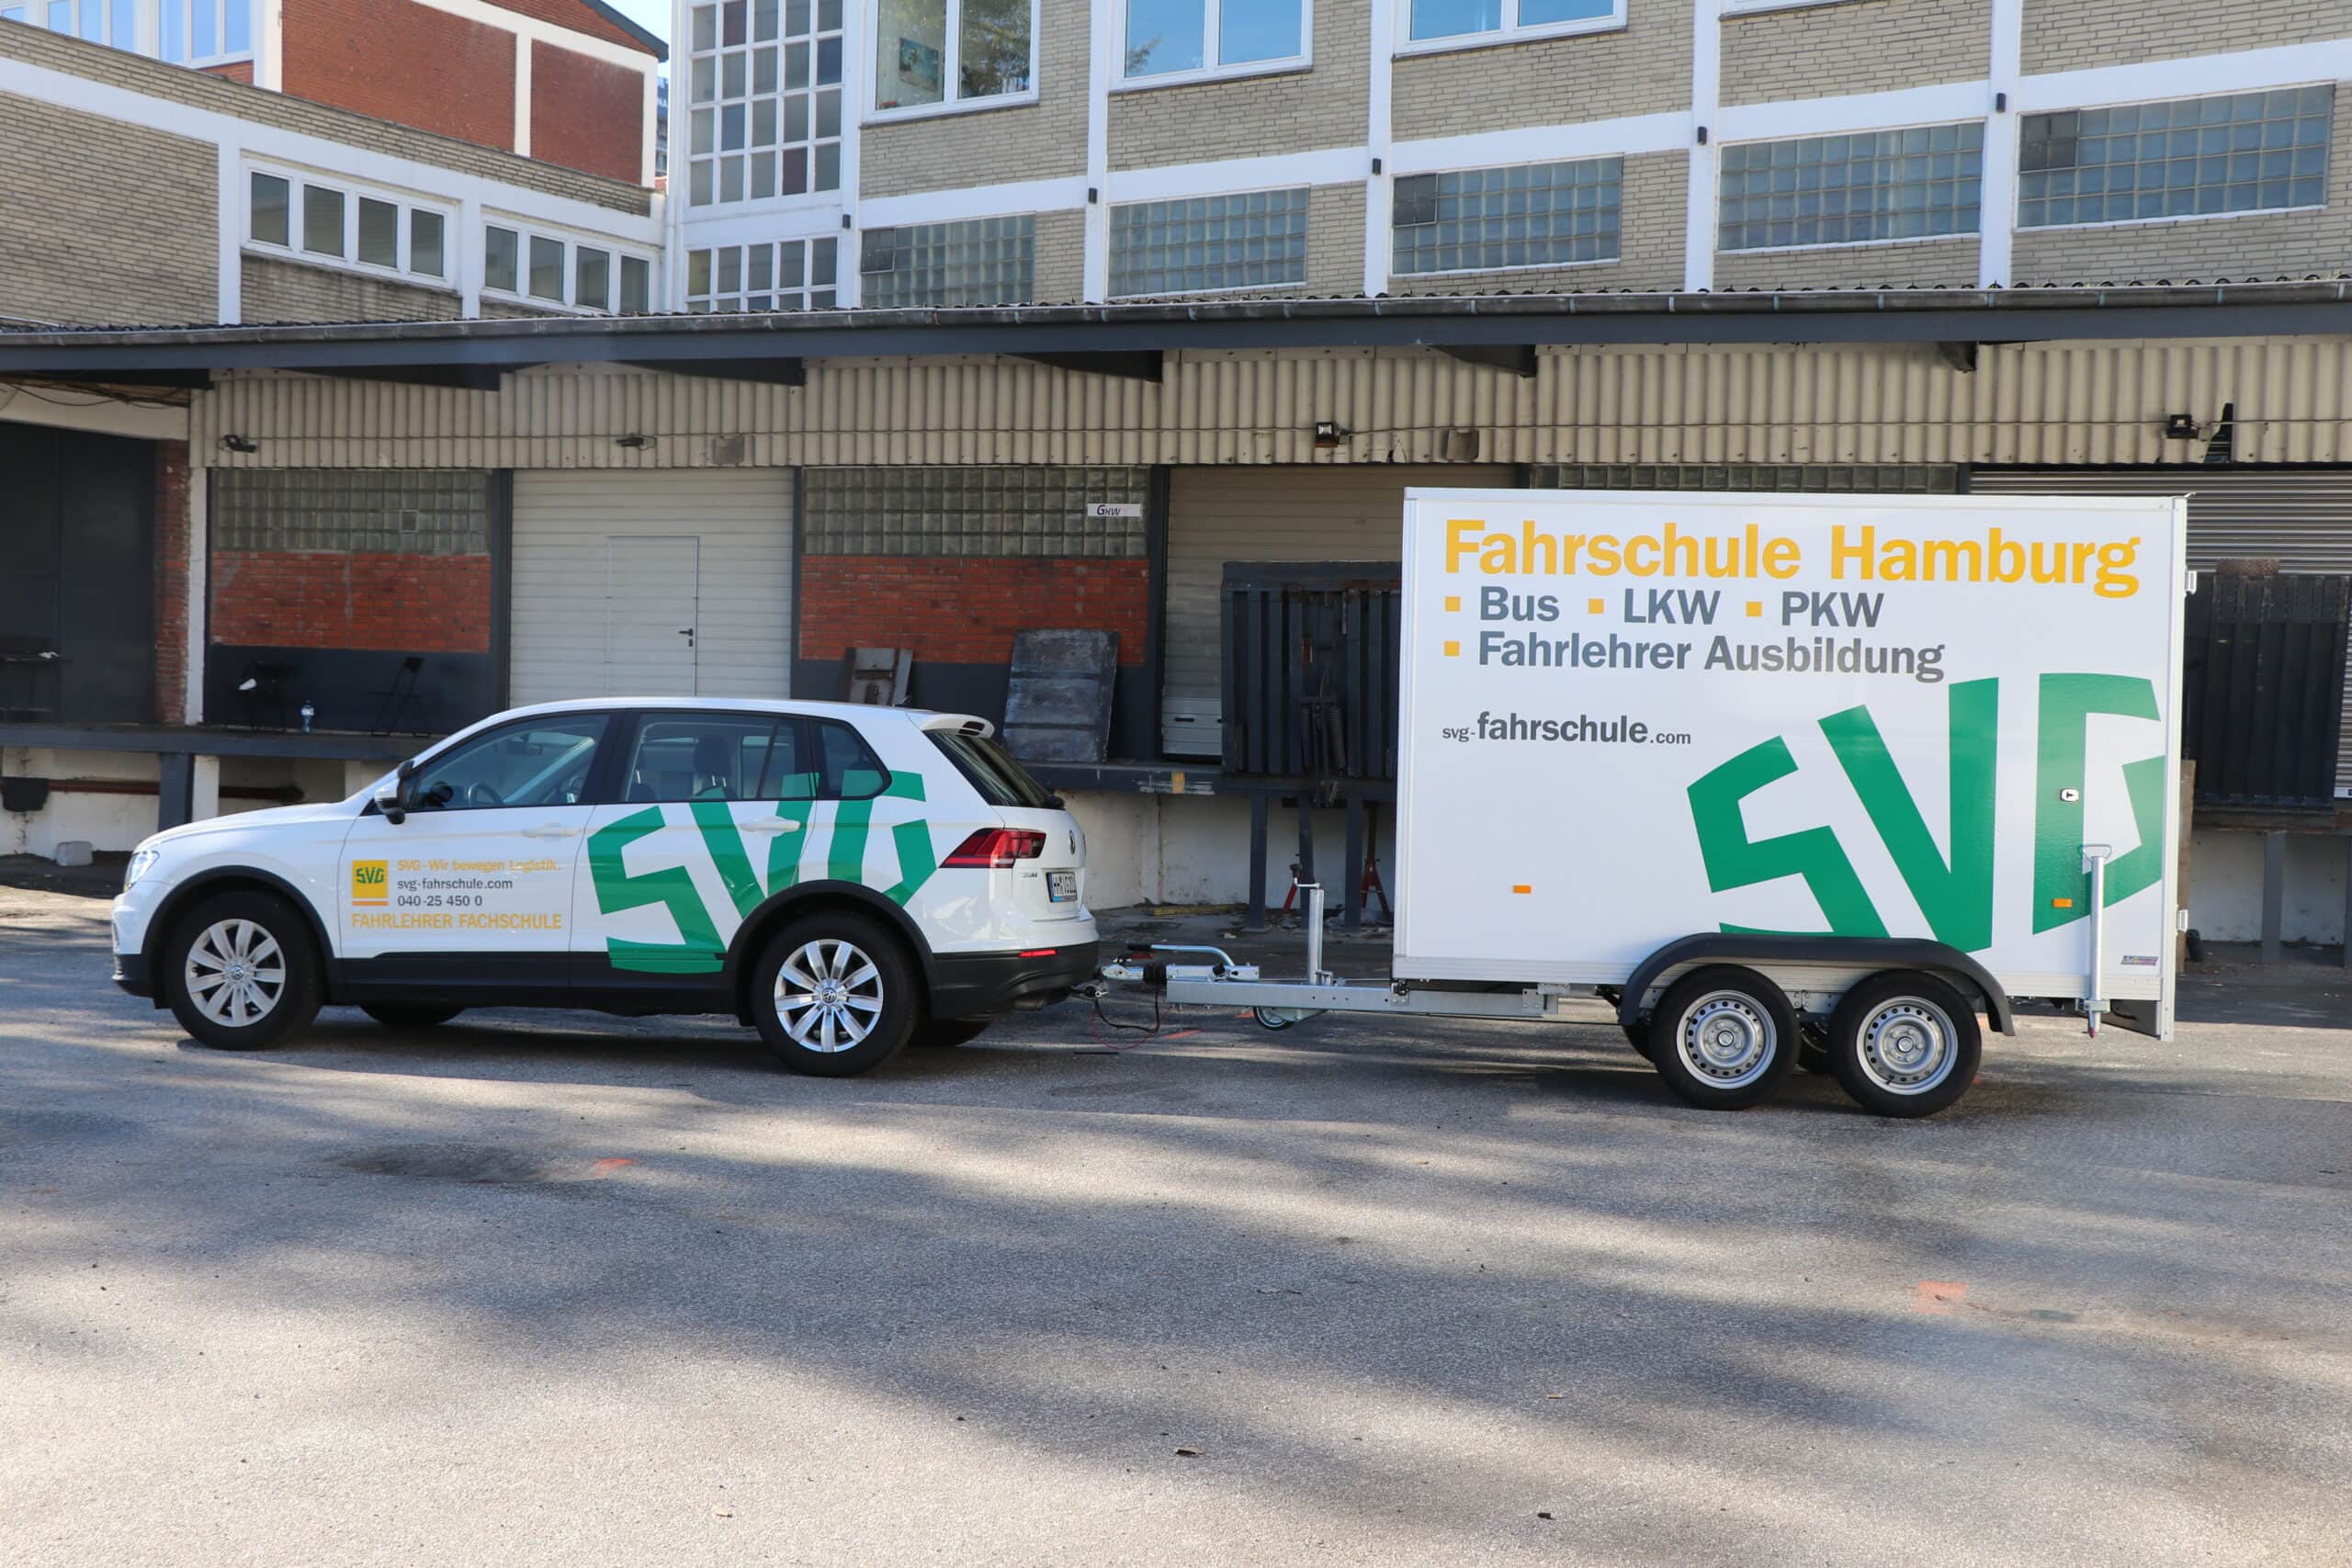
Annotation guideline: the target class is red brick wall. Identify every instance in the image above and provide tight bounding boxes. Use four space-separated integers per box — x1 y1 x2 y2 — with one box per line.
282 0 516 152
209 552 492 653
153 445 189 723
798 558 1150 666
530 41 644 182
488 0 657 54
201 61 255 85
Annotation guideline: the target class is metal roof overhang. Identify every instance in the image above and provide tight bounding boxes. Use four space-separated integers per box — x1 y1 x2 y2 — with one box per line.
8 283 2352 382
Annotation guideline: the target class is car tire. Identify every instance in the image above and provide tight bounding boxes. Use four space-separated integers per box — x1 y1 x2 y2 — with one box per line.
1645 965 1798 1111
1826 971 1981 1119
360 1004 465 1030
163 891 323 1051
912 1018 992 1049
752 911 919 1077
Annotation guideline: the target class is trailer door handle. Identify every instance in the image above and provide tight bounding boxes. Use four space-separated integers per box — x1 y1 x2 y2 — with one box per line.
522 822 581 840
741 820 800 834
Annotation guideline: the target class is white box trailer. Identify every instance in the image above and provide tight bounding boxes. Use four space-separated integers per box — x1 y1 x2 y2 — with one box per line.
1101 490 2189 1119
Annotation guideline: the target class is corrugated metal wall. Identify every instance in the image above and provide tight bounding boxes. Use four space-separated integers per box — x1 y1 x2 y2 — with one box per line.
1971 467 2352 795
192 337 2352 472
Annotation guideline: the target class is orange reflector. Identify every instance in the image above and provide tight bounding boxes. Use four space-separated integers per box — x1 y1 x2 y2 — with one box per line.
2052 897 2074 908
1511 885 1533 895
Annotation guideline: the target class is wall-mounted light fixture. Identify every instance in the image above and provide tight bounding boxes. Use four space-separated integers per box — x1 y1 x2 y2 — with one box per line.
2164 413 2201 440
1313 420 1348 448
220 434 258 454
616 434 652 450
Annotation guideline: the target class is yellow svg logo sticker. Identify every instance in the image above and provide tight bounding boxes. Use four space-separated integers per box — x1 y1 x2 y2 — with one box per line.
350 861 389 907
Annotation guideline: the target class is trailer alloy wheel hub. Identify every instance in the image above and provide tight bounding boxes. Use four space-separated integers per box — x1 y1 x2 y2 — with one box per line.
1857 998 1959 1095
1678 993 1775 1089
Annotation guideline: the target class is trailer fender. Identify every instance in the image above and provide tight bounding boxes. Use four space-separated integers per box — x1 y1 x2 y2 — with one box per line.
1616 934 2016 1037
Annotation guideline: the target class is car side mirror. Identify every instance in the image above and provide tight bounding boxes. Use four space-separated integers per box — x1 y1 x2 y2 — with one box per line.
376 758 417 826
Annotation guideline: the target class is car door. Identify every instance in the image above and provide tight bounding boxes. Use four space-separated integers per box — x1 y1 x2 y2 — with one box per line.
338 711 613 998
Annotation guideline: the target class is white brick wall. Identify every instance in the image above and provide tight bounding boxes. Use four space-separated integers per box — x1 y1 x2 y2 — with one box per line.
2022 0 2352 74
1110 3 1367 169
859 0 1090 199
1723 0 1991 106
1392 0 1691 141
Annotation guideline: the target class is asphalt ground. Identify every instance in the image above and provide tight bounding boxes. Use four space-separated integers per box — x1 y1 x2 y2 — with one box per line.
2 880 2347 1566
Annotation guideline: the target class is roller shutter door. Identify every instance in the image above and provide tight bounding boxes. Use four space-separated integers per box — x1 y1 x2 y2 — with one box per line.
1969 468 2352 795
1161 464 1510 756
510 469 794 705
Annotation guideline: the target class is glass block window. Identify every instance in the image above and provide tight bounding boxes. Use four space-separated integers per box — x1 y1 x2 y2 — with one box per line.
686 0 845 209
805 468 1149 557
1393 157 1620 276
1530 463 1961 494
211 470 492 556
1109 188 1308 298
686 237 841 311
861 215 1035 307
1718 123 1983 252
2018 88 2333 229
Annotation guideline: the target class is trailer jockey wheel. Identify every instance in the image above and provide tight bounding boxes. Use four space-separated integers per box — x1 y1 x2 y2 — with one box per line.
1825 972 1981 1119
1646 965 1799 1111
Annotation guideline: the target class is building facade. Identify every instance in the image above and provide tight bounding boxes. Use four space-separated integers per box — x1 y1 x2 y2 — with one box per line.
8 0 2352 957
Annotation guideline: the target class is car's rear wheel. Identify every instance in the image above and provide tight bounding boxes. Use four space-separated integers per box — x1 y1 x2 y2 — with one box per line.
912 1017 991 1049
164 892 322 1051
360 1004 465 1030
752 912 918 1077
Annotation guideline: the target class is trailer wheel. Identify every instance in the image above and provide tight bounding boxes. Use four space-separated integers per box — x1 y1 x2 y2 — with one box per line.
1620 1019 1654 1059
1798 1021 1834 1076
1826 972 1980 1119
1647 966 1797 1111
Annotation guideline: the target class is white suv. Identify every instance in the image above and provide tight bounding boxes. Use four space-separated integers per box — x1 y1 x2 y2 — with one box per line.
110 700 1098 1076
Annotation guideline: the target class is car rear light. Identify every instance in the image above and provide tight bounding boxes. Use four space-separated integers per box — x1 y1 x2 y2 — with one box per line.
944 828 1046 867
1019 948 1057 959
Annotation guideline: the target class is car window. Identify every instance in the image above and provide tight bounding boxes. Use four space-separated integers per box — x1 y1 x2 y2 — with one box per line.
624 716 781 803
928 729 1057 808
811 720 890 801
409 716 608 812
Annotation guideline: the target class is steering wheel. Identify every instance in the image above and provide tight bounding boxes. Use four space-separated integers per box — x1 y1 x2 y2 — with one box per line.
461 781 505 808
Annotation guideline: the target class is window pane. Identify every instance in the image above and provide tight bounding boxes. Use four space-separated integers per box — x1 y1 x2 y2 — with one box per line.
191 0 212 54
1394 156 1623 276
1520 0 1611 22
875 0 945 110
2018 87 2335 228
813 720 890 799
623 718 781 803
958 0 1031 99
1111 187 1310 297
485 226 520 293
864 213 1035 307
301 185 345 256
357 197 399 268
1220 0 1300 64
411 717 608 814
528 236 566 301
224 0 249 51
1718 123 1983 251
160 0 182 58
576 247 611 310
621 255 651 313
250 172 289 247
411 210 445 277
1125 0 1204 76
1408 0 1501 40
110 0 134 45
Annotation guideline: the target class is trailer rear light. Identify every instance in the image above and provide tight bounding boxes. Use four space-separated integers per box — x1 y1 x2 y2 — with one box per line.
944 828 1046 867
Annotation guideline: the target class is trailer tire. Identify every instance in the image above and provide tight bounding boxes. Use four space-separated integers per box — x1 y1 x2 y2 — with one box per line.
1798 1021 1834 1076
1620 1020 1654 1059
1646 966 1797 1111
1826 971 1980 1119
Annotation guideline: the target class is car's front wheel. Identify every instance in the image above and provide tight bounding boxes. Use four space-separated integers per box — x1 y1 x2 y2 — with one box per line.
751 912 918 1077
163 891 323 1051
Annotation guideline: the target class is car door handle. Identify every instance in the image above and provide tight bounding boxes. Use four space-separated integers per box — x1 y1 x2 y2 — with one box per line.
522 823 581 840
742 820 801 834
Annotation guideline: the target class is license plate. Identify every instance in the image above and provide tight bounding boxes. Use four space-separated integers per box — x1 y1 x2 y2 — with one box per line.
1047 870 1078 903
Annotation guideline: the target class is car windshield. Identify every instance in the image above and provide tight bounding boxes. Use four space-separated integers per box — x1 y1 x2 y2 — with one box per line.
929 729 1057 809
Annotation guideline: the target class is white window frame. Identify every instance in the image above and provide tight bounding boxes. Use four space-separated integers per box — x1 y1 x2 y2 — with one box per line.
162 0 257 67
481 213 660 316
681 0 849 216
1393 0 1624 60
684 234 844 313
1719 0 1859 15
1114 0 1312 93
863 0 1043 125
243 160 457 289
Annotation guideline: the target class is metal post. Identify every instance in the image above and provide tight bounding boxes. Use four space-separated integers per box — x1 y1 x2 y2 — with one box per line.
1246 793 1270 931
2342 836 2351 972
1303 883 1326 983
2262 830 2287 966
2083 845 2111 1036
1341 795 1365 932
1295 797 1317 895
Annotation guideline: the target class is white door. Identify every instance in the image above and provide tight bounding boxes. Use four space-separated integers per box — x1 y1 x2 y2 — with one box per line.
511 470 795 705
606 536 700 694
